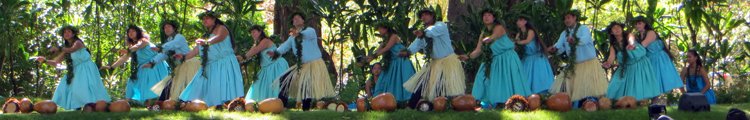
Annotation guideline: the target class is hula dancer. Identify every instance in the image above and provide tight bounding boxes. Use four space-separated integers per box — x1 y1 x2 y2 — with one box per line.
514 15 554 94
268 12 336 111
633 16 683 94
179 11 244 107
36 25 111 110
364 63 383 97
237 25 290 102
547 10 608 106
363 22 416 101
602 22 661 101
461 9 531 108
680 50 716 104
149 20 202 101
401 9 466 108
101 25 169 104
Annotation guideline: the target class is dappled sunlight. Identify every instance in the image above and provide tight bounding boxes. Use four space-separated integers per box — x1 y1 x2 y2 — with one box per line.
500 110 563 120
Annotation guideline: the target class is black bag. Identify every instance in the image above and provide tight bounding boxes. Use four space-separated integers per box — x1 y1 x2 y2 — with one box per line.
678 93 710 112
649 104 667 119
727 108 749 120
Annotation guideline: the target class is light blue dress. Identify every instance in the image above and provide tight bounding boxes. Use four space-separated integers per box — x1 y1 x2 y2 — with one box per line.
180 34 244 106
52 47 112 110
406 22 454 59
645 39 683 93
606 43 662 100
373 43 415 101
126 43 170 102
685 75 716 104
521 39 554 93
471 34 531 104
245 44 289 102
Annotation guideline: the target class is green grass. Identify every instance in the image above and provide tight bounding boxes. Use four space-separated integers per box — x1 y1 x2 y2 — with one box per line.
1 103 749 120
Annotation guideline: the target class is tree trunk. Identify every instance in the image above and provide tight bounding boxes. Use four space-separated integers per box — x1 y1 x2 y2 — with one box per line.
447 0 484 94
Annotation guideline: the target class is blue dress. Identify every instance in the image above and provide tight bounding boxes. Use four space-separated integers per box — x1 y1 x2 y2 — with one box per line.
685 75 716 104
52 48 112 110
471 34 531 104
180 34 244 106
606 44 662 100
646 39 683 93
521 39 554 93
245 44 289 102
373 43 415 101
126 43 170 102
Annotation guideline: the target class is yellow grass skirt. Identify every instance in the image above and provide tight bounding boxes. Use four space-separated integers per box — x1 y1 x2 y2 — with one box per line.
151 58 201 100
275 59 335 100
549 59 609 101
403 54 466 101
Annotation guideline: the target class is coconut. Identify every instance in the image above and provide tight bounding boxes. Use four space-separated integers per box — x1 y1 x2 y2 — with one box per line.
598 97 612 110
433 96 448 112
244 102 257 112
335 103 347 112
356 98 367 112
258 98 284 114
546 93 572 112
527 94 541 110
3 98 20 113
82 103 96 112
161 99 178 111
94 100 108 112
108 100 130 112
316 101 327 109
33 100 57 114
615 96 636 109
182 100 208 112
451 95 477 111
582 99 598 112
370 93 397 112
19 98 33 113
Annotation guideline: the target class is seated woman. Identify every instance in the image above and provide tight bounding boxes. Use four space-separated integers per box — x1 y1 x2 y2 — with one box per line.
680 50 716 104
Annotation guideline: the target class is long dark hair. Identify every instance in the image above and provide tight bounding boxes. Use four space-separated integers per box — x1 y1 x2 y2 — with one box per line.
686 49 704 89
375 24 396 71
479 9 503 77
249 25 269 43
249 25 270 63
126 25 146 80
634 17 675 60
160 20 180 45
516 16 547 54
199 11 236 78
606 22 631 78
60 26 82 85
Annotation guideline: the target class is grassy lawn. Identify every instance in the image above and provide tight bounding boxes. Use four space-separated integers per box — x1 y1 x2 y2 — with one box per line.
1 103 748 120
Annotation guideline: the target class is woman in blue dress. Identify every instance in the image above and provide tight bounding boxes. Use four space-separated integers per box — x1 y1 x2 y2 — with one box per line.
179 11 244 108
363 22 416 101
461 9 531 108
237 25 289 102
101 25 169 105
633 16 683 94
38 25 111 110
514 15 554 94
602 22 661 101
680 50 716 104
